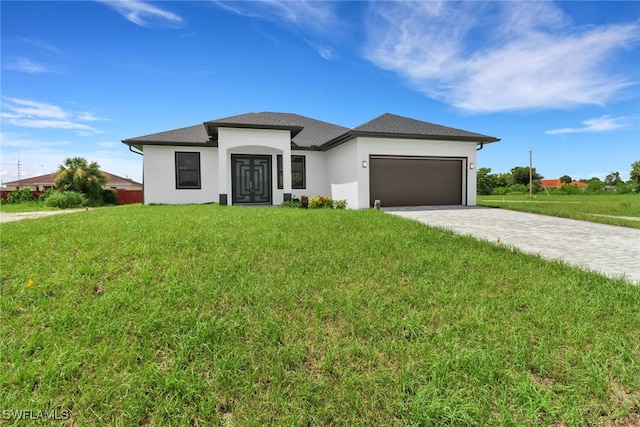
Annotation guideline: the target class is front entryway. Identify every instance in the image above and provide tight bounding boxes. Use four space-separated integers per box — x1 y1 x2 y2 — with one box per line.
231 155 272 204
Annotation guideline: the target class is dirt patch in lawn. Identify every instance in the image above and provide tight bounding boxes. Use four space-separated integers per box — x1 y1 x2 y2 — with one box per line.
0 208 89 223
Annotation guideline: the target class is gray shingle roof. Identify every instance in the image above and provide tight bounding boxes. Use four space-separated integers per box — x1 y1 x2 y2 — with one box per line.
125 124 210 144
209 112 295 128
351 113 499 142
259 112 350 148
122 112 499 150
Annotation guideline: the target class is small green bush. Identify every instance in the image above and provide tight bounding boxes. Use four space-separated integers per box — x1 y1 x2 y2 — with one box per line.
102 189 118 205
491 187 509 196
309 195 342 209
333 199 347 209
38 188 56 202
44 191 88 209
6 188 35 204
560 184 583 195
284 195 347 209
506 184 527 195
282 200 302 208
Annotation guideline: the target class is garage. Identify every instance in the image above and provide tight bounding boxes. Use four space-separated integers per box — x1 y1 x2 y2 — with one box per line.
369 156 464 207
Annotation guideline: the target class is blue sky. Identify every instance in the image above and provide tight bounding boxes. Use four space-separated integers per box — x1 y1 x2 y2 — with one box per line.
1 0 639 185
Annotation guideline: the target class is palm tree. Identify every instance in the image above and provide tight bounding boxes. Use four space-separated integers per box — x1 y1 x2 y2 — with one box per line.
55 157 108 202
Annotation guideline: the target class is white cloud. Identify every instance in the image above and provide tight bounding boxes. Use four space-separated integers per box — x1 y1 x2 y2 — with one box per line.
77 112 108 122
5 57 49 74
546 115 634 135
364 1 640 113
19 38 62 55
1 97 105 134
214 0 334 32
213 0 342 59
98 0 183 28
2 97 67 119
7 119 100 133
305 39 337 61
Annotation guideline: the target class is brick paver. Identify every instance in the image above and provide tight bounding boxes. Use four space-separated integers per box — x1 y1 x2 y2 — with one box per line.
386 206 640 284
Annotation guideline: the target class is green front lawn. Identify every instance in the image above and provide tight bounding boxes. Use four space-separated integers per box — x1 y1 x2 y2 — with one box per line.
478 194 640 228
0 201 59 213
1 205 638 425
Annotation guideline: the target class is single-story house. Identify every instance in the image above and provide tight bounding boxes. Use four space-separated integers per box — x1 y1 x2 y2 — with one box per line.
122 112 500 208
540 179 588 189
2 171 142 192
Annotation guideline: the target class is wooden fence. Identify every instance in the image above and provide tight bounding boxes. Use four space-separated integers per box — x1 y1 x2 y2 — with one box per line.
116 189 143 205
0 189 143 205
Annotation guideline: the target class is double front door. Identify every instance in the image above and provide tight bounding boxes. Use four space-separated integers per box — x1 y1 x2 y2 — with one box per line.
232 155 272 204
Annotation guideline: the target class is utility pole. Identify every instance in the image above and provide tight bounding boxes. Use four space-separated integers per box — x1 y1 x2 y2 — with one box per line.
529 150 533 199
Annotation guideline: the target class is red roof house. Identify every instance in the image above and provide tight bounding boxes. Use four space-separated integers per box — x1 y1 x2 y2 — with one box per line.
540 179 587 189
2 171 142 191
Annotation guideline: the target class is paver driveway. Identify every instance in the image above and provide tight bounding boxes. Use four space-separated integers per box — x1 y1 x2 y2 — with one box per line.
386 206 640 284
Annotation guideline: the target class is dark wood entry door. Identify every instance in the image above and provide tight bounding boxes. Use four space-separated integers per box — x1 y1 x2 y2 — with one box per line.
232 155 272 204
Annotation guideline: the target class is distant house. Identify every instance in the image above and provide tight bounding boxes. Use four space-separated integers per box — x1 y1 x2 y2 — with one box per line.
122 112 500 208
540 179 588 189
2 171 142 192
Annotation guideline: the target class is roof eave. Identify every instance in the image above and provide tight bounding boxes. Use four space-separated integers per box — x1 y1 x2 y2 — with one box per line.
319 131 500 151
205 122 304 138
122 139 218 148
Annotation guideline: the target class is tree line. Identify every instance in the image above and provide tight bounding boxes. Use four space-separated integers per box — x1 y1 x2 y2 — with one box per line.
478 161 640 195
2 157 116 208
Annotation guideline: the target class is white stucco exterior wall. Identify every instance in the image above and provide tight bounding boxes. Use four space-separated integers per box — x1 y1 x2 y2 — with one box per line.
140 131 480 208
217 127 292 205
326 140 359 209
353 137 478 208
292 150 329 200
143 145 218 204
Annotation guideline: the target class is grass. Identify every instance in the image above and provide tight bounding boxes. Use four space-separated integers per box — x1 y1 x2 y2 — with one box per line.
0 201 59 213
478 194 640 228
1 204 639 425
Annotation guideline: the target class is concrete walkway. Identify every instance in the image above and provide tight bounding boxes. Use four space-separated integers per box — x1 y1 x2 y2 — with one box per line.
385 206 640 285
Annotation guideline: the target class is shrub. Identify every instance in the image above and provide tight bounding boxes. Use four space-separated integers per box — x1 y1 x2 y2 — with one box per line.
38 188 56 202
333 199 347 209
6 188 35 204
491 187 509 196
555 184 580 195
506 184 527 195
102 189 118 205
308 195 331 208
44 191 88 209
282 200 302 208
283 195 347 209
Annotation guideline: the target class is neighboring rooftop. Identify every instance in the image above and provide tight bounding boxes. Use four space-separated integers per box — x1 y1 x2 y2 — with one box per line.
540 179 588 188
3 171 141 187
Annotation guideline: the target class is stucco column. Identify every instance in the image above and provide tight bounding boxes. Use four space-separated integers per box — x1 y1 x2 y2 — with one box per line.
218 142 228 205
282 144 292 200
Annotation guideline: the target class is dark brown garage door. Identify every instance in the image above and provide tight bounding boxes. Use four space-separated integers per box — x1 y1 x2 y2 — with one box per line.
369 156 463 207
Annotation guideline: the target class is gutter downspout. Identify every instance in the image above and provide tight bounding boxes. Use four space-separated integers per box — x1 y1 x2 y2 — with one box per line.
476 142 484 151
127 145 144 204
129 145 143 156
